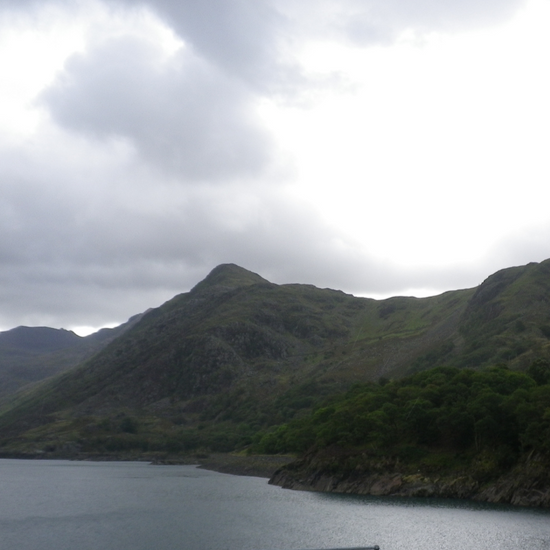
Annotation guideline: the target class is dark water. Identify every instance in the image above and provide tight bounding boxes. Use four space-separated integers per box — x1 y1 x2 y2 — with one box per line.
0 460 549 550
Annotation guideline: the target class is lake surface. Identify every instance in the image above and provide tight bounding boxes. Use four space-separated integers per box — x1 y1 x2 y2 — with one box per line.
0 459 549 550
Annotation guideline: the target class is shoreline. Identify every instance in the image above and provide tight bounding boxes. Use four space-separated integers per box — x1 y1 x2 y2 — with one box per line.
268 455 550 509
0 450 295 479
153 453 296 478
196 453 295 478
2 450 549 509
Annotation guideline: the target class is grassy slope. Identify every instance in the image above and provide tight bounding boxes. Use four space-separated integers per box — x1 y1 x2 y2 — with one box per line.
453 260 550 369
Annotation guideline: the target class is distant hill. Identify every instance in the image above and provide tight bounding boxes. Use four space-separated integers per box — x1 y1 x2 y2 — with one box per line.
0 326 80 352
1 260 550 460
0 315 144 400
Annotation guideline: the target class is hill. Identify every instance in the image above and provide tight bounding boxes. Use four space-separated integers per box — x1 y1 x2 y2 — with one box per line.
0 315 144 400
1 260 550 467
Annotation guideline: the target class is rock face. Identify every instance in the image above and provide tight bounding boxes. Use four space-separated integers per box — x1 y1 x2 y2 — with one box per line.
269 454 550 508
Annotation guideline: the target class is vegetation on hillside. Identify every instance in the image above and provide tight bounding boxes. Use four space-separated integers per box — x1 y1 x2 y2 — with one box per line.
252 362 550 476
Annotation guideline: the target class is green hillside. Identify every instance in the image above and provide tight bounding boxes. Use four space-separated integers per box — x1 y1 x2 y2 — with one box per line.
0 315 143 400
0 260 550 465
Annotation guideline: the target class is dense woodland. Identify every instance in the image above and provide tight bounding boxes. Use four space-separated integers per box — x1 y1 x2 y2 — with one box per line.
253 361 550 475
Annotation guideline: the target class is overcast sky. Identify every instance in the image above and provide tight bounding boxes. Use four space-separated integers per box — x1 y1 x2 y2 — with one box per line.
1 0 549 335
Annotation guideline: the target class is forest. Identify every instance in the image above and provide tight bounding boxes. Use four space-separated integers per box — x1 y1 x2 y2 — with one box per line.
253 360 550 475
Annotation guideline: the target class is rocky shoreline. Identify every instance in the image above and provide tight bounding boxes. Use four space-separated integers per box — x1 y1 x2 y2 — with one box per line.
268 454 550 508
4 447 549 507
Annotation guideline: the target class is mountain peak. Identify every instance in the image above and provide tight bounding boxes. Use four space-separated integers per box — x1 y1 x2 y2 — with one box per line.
191 264 270 295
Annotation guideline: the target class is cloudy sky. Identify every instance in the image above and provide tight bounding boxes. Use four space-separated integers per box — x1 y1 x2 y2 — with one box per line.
1 0 549 335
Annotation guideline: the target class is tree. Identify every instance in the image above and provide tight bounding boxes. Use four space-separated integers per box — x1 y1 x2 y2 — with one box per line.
528 359 550 386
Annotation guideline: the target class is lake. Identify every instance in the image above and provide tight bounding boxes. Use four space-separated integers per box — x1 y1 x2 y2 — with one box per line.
0 459 548 550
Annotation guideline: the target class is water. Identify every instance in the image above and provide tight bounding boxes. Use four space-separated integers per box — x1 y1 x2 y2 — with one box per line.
0 459 548 550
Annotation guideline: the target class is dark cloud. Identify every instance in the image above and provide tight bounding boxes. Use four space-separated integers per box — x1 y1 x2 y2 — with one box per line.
124 0 290 89
128 0 528 53
40 35 273 181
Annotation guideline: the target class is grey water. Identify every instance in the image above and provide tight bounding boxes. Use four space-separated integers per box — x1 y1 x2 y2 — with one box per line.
0 460 549 550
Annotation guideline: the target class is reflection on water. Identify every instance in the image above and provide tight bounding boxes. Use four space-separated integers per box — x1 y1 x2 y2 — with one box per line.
0 460 548 550
319 489 550 514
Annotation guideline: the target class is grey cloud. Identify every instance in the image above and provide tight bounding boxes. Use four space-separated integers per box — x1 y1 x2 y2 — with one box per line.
37 0 530 188
40 35 273 181
123 0 290 90
114 0 529 90
0 137 536 331
2 0 297 92
1 137 471 330
9 0 528 88
1 0 529 45
128 0 527 56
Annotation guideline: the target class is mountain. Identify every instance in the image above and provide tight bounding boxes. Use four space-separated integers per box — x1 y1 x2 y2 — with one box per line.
0 315 144 400
0 326 80 352
1 260 550 459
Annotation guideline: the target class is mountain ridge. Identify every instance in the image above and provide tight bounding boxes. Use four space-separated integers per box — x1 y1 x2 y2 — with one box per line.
1 259 550 466
0 326 81 353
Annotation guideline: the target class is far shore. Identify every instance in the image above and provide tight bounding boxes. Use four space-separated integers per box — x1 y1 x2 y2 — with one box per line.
0 451 296 479
155 453 295 478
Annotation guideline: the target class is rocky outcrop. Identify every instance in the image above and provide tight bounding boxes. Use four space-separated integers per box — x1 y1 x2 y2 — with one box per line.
474 457 550 507
269 453 550 508
269 467 481 500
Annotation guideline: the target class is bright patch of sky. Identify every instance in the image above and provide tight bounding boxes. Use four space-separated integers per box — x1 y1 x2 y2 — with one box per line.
263 0 550 269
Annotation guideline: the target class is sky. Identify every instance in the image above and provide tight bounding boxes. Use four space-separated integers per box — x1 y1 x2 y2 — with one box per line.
1 0 549 335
